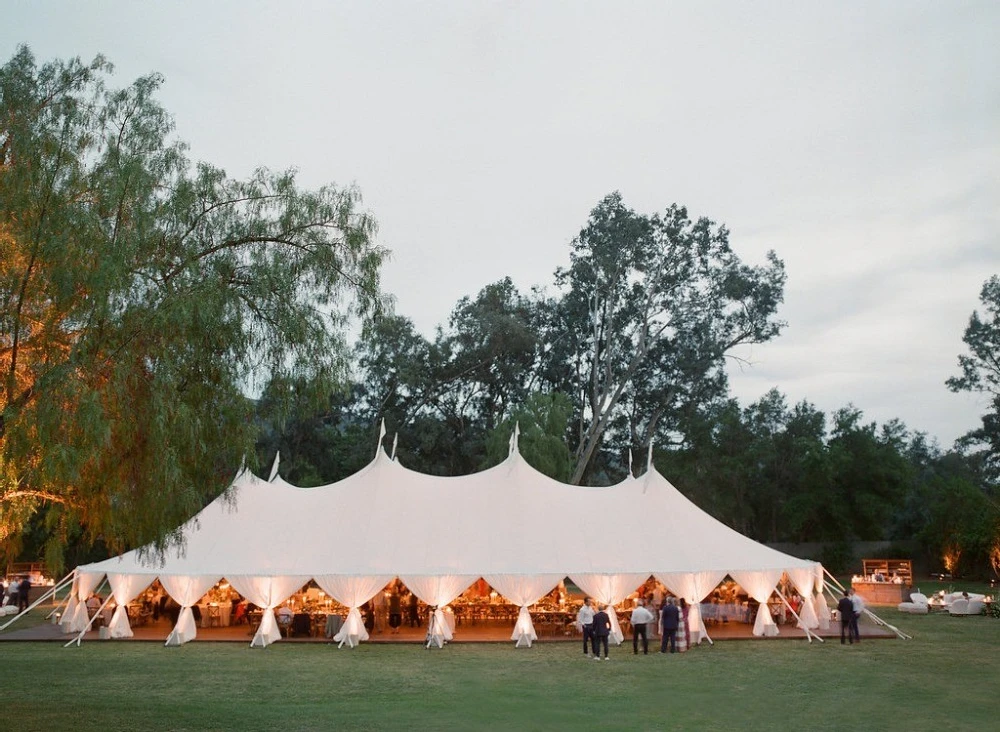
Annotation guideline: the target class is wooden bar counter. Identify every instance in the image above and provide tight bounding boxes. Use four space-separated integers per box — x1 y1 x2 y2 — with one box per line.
852 581 909 605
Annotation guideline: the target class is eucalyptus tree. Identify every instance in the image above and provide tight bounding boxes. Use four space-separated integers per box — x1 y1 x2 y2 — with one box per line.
0 48 386 568
543 192 787 484
948 274 1000 481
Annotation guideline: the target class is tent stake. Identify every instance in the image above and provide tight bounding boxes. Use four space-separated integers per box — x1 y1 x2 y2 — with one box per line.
0 571 76 631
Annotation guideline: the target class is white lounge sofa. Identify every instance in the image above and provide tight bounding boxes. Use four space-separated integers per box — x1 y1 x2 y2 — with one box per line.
898 592 929 614
948 598 970 615
949 598 985 616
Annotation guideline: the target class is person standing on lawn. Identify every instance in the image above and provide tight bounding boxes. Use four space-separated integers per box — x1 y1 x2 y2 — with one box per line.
849 587 865 643
592 604 612 661
17 575 31 612
837 591 855 644
659 597 680 653
577 597 596 657
678 598 691 652
630 598 654 654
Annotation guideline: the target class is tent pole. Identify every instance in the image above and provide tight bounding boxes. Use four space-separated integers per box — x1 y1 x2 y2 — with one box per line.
823 567 849 593
822 571 911 641
773 587 823 643
0 571 76 631
64 589 114 648
45 569 77 619
47 590 70 620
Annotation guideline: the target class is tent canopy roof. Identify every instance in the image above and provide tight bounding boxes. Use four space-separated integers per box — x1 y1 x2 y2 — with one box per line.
79 446 816 581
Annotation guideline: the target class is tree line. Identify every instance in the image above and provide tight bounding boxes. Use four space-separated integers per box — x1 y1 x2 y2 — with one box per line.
3 48 998 577
256 277 1000 577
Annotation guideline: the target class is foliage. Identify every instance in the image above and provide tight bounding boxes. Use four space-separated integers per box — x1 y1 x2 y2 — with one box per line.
540 192 787 484
818 541 855 574
483 391 574 481
0 47 386 569
948 274 1000 481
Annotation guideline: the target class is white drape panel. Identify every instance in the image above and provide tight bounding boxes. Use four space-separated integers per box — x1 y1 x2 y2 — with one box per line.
65 572 104 633
731 570 783 637
570 573 649 646
402 575 477 648
785 567 819 630
228 575 307 648
314 575 394 648
162 575 221 646
106 573 152 639
656 570 727 644
60 576 80 633
814 565 831 629
485 574 563 648
61 594 78 632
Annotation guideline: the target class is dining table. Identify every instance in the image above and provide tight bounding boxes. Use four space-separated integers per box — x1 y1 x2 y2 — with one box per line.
197 602 232 628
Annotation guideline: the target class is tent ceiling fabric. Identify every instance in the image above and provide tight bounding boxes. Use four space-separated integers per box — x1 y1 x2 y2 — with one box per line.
77 448 819 584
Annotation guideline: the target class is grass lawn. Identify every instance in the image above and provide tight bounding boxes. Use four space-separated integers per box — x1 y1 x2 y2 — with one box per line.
2 606 998 731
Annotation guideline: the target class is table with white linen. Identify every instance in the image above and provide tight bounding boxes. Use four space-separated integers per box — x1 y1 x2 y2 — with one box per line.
197 603 232 628
700 602 750 624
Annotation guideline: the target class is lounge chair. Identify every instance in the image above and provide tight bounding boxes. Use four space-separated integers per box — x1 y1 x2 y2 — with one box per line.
947 598 970 615
898 592 929 614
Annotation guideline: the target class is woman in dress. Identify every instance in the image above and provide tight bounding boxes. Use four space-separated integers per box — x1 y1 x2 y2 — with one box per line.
678 598 691 652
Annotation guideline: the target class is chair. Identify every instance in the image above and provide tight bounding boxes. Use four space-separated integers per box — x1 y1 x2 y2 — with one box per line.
898 592 929 614
948 598 970 615
207 605 222 628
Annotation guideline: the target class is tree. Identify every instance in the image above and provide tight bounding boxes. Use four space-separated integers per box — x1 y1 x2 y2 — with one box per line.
353 280 539 476
483 391 574 481
948 274 1000 480
542 192 786 484
0 48 386 569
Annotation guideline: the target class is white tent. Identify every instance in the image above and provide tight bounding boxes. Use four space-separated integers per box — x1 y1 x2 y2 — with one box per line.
72 444 824 647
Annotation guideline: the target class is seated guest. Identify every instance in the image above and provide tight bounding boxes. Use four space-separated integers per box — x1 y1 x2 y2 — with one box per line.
291 612 312 637
276 605 294 622
86 593 104 626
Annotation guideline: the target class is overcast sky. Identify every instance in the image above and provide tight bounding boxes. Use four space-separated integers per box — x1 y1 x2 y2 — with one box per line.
5 1 999 447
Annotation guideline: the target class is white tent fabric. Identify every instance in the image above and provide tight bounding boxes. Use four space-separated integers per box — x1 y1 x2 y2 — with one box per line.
786 567 820 630
59 579 80 634
402 575 479 648
74 448 822 647
106 573 152 639
64 571 103 634
570 573 650 645
656 570 728 644
814 565 832 630
314 575 394 648
162 575 220 646
228 575 308 648
485 574 564 647
731 570 784 637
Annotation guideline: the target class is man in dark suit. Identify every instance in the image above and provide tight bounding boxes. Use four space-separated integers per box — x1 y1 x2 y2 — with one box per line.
591 604 612 660
17 576 31 612
659 597 680 653
837 591 855 644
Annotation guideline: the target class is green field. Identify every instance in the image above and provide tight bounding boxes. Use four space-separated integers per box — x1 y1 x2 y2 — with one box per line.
2 604 997 731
